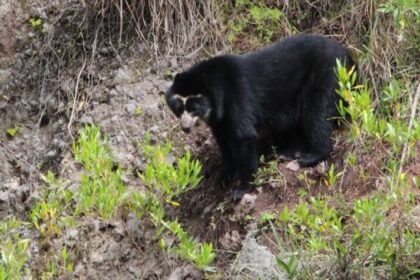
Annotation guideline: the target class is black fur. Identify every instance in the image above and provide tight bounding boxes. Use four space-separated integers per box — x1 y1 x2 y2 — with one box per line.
166 34 355 200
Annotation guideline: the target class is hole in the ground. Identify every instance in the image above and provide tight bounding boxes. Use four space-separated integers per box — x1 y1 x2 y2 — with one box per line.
39 114 50 127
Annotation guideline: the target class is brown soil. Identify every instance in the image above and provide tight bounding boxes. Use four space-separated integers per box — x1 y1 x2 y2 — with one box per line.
1 2 419 278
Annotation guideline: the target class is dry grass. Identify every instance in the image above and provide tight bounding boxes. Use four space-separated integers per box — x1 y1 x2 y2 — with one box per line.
94 0 225 57
5 0 417 147
7 0 226 133
2 1 419 278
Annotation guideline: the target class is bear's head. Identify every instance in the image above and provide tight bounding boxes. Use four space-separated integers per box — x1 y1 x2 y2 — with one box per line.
165 72 212 133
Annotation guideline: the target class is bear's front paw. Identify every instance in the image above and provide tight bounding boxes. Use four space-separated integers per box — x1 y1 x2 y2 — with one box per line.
230 185 252 202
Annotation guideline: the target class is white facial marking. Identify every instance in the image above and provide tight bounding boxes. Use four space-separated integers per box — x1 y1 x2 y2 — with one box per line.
171 94 203 105
171 93 205 132
180 111 199 132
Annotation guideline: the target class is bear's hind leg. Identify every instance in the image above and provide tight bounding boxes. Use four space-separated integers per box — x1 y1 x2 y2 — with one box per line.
298 106 335 167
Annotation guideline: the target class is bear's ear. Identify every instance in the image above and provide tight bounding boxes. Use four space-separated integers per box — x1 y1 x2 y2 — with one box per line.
174 73 186 82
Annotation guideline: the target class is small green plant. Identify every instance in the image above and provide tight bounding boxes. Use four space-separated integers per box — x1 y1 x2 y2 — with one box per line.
249 5 282 43
29 199 61 237
273 188 420 277
39 247 74 279
29 17 48 33
72 125 126 218
162 220 216 272
346 151 357 167
259 211 276 223
135 106 143 116
165 69 174 79
139 137 202 201
29 18 43 28
0 218 30 279
29 171 75 237
276 256 298 279
297 171 316 190
254 155 284 186
226 1 294 46
378 0 419 41
134 135 215 271
6 126 19 137
283 197 344 253
29 126 213 274
28 171 77 277
324 163 343 187
72 125 112 175
336 59 420 149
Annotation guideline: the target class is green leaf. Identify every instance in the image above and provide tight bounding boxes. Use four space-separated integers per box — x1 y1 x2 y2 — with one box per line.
6 127 18 137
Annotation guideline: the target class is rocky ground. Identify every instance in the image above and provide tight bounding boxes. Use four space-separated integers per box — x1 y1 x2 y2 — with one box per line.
0 57 389 278
1 1 419 279
0 3 291 277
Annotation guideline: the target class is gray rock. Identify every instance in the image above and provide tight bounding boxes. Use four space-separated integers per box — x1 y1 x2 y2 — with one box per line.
87 219 101 232
46 149 57 158
165 153 176 165
229 193 257 222
149 125 159 134
73 262 85 276
167 265 201 280
15 184 30 202
125 103 137 114
28 98 39 108
0 191 9 203
65 229 79 240
126 213 141 237
52 138 67 150
91 250 104 264
0 69 11 83
128 264 142 278
104 240 121 262
0 101 7 109
233 234 287 279
0 150 11 179
79 115 93 124
109 88 119 97
3 178 19 192
68 183 79 193
407 205 420 233
220 230 241 250
113 68 132 84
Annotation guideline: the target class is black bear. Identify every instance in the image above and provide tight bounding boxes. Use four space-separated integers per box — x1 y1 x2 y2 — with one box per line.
165 34 355 201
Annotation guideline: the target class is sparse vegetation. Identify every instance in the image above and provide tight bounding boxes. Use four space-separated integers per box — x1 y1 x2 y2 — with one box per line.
262 59 420 278
136 135 215 271
6 126 19 138
72 125 127 218
139 135 202 201
227 0 289 45
27 125 213 275
0 0 419 278
0 218 30 279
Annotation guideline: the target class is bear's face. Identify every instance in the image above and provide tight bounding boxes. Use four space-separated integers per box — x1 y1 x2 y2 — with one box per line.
166 73 211 133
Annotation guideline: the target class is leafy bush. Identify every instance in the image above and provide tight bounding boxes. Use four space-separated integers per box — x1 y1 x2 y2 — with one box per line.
136 136 215 271
139 137 201 201
0 218 30 279
268 60 420 278
227 0 293 46
72 125 126 218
